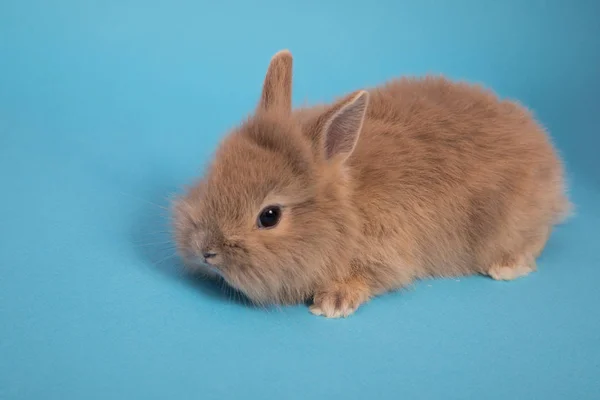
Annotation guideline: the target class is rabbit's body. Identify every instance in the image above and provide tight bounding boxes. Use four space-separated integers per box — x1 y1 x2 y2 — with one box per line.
300 77 568 294
172 50 569 318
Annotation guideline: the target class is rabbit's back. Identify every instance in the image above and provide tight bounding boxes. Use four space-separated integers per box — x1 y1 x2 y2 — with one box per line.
348 76 568 280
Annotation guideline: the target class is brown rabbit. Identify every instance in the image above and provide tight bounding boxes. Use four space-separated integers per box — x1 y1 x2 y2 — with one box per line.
171 50 570 318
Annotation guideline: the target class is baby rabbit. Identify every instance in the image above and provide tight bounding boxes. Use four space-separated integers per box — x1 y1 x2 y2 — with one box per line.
172 50 570 318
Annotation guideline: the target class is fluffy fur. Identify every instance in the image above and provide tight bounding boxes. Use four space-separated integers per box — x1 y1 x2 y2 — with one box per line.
172 50 570 318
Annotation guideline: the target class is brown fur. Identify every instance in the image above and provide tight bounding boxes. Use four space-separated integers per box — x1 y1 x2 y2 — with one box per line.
172 50 570 317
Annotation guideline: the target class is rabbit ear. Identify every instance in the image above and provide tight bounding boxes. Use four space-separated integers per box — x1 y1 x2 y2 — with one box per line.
321 90 369 162
258 50 293 113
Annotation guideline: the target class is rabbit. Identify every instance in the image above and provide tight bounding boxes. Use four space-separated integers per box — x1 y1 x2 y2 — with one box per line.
171 49 570 318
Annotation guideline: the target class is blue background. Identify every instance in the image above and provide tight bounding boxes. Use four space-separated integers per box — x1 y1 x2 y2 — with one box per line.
1 1 599 399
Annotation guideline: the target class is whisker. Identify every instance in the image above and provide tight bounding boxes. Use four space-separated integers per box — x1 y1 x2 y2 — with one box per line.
140 231 173 236
118 191 170 211
218 278 228 298
153 252 178 266
133 241 175 247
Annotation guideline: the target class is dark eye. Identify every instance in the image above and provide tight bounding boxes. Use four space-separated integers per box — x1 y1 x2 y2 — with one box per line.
257 205 282 229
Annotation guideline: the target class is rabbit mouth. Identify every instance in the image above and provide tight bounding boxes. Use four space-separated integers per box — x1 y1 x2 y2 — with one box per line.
205 265 223 277
184 254 225 279
199 261 226 279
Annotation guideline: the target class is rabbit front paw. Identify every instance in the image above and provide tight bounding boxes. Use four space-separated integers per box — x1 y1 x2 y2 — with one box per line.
309 277 371 318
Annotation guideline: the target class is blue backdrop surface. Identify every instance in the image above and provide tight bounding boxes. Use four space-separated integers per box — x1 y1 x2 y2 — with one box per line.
1 1 599 399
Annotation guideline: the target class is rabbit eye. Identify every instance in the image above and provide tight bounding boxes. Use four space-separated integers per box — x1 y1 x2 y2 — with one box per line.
257 205 281 229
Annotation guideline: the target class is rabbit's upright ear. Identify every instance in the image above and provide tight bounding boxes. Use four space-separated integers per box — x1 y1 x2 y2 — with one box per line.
320 90 369 162
258 50 293 114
